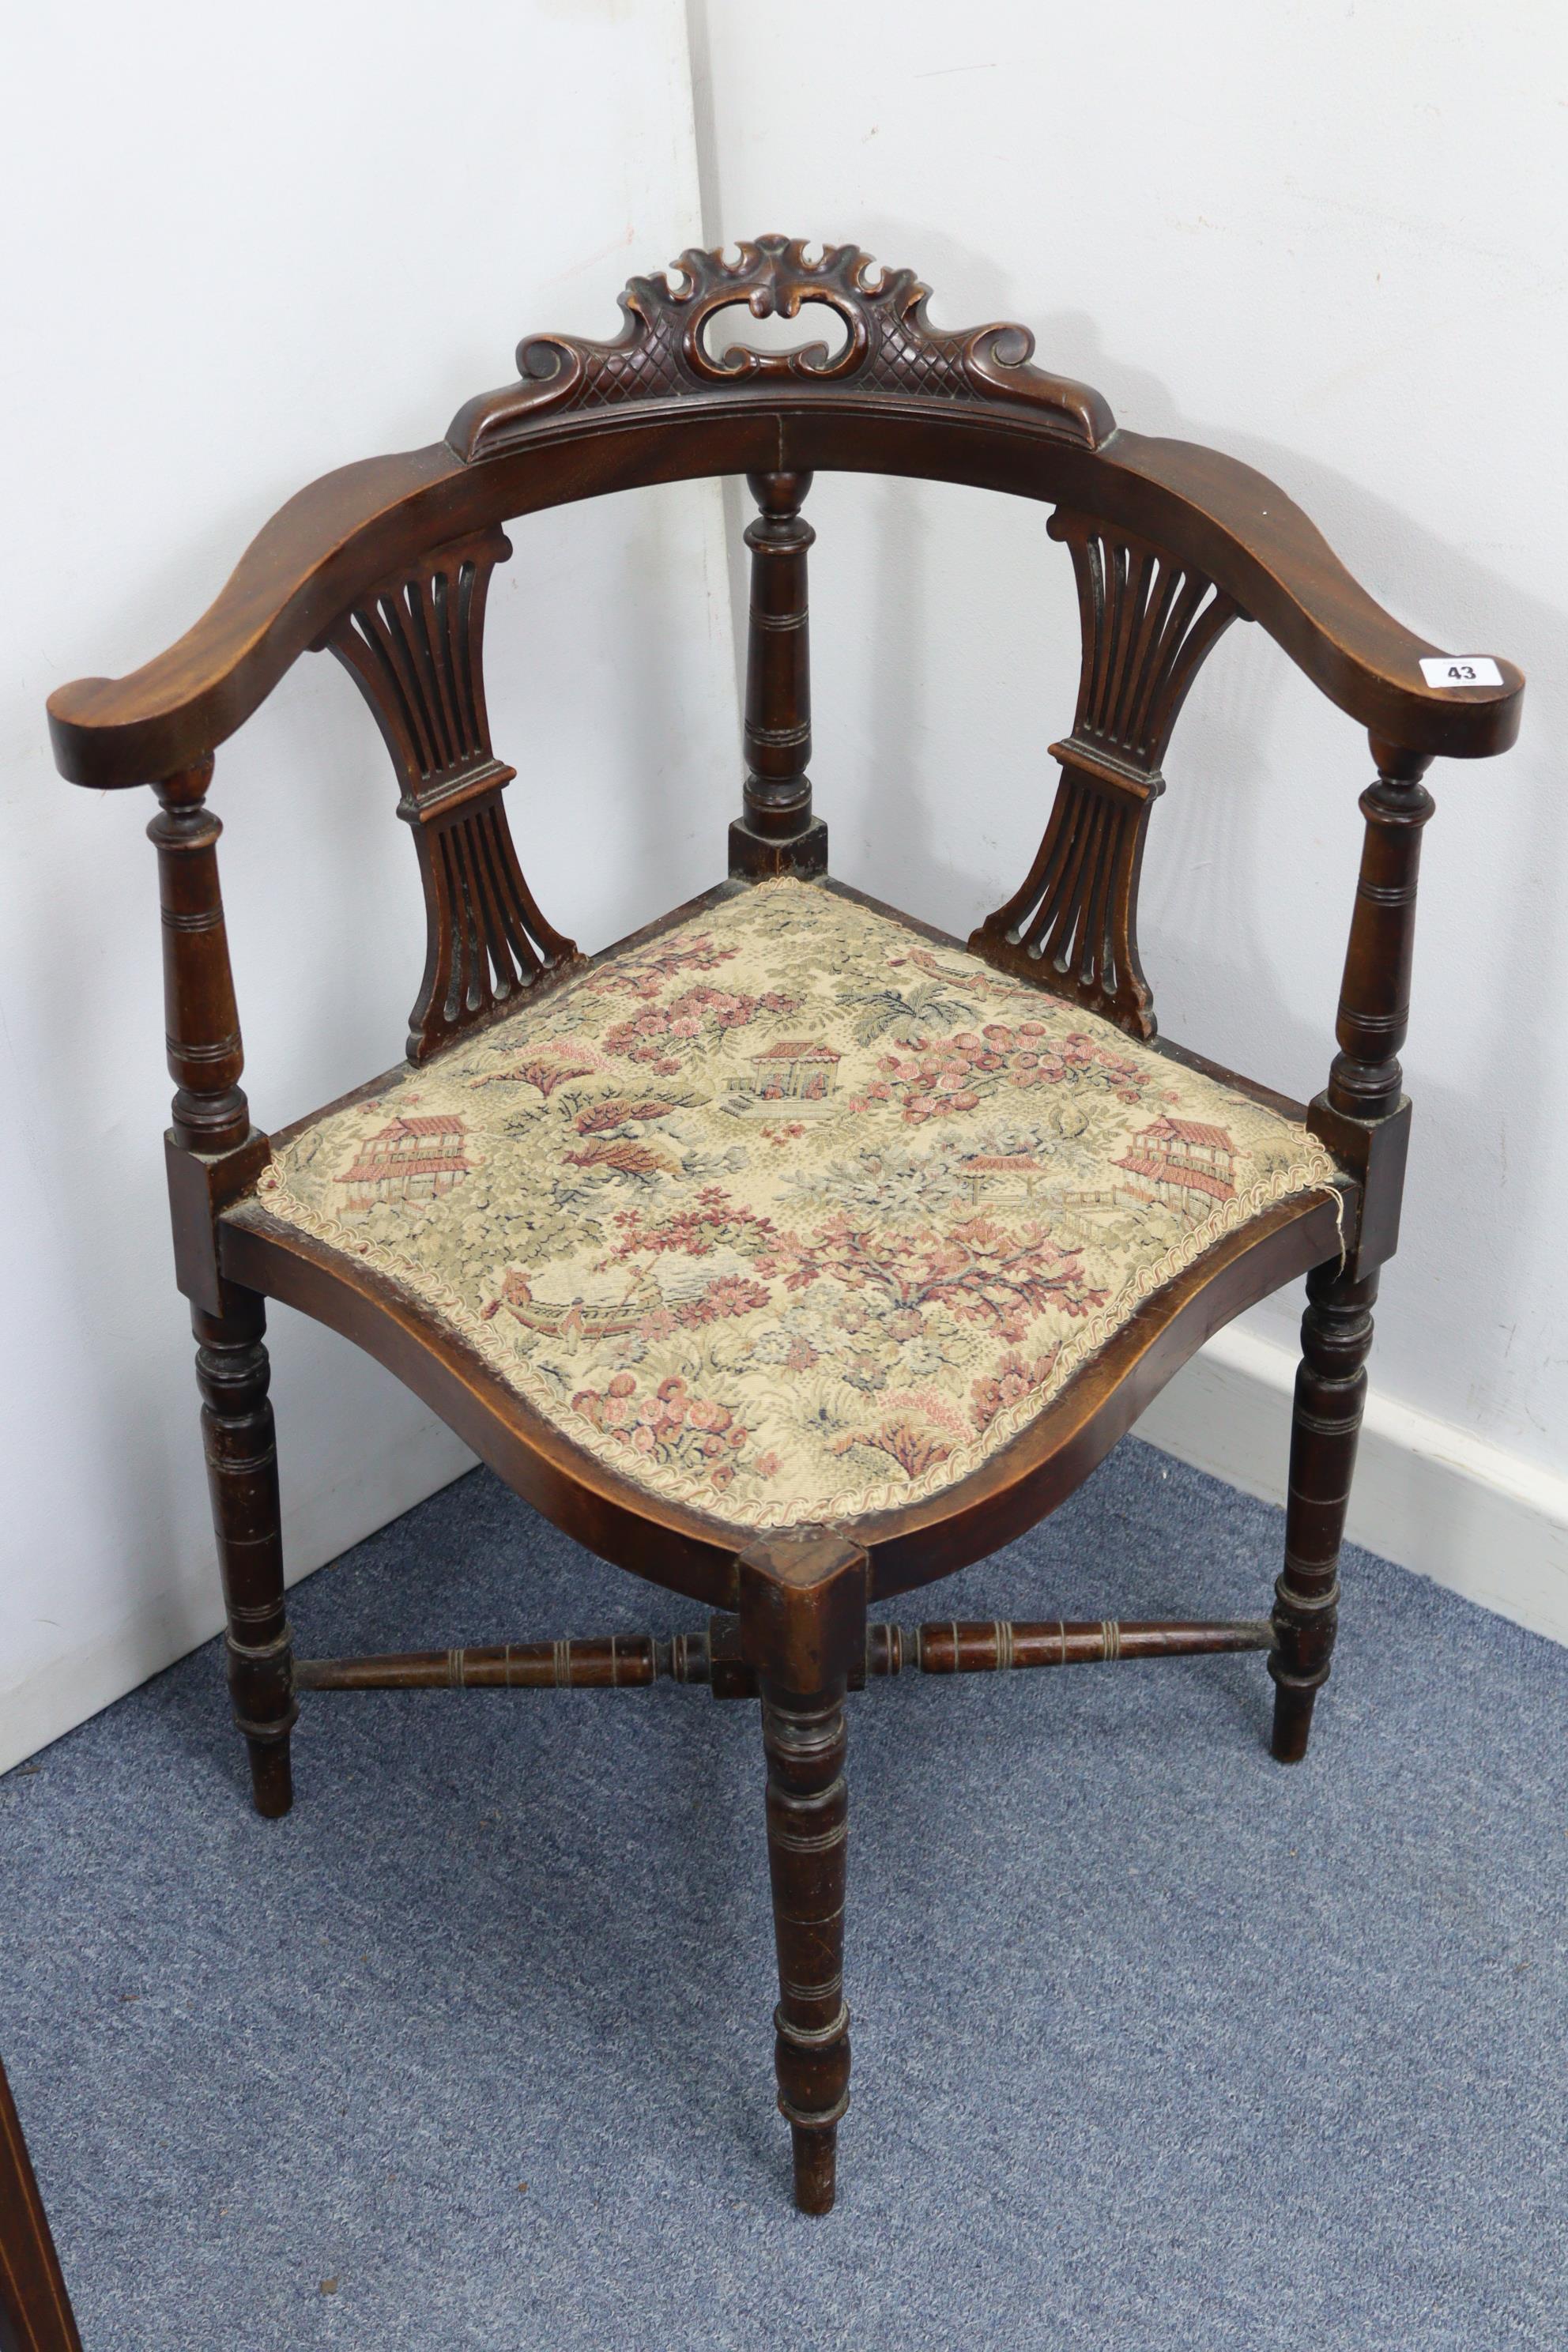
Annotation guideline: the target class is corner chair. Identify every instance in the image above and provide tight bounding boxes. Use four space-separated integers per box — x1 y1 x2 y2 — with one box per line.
47 239 1523 2214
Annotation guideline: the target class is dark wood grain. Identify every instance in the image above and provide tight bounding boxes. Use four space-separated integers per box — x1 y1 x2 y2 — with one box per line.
149 760 250 1154
292 1615 1272 1693
295 1633 711 1690
320 523 580 1058
149 758 295 1814
0 2059 83 2352
1272 738 1437 1758
1325 741 1436 1125
1270 1264 1378 1763
47 246 1521 791
972 511 1242 1035
447 236 1115 457
739 1533 867 2214
150 754 271 1313
729 469 827 879
194 1291 296 1816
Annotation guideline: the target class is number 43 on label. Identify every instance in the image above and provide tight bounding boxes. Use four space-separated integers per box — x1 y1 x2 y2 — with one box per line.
1419 655 1504 689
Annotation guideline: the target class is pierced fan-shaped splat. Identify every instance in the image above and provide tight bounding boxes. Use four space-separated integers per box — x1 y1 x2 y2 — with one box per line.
971 512 1244 1038
322 526 580 1061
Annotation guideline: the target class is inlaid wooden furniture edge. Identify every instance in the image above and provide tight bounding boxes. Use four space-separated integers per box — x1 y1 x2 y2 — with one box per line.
293 1616 1277 1693
0 2056 84 2352
47 240 1522 791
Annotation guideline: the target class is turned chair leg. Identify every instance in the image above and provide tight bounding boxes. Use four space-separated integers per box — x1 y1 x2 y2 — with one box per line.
759 1682 852 2214
192 1287 296 1815
737 1534 866 2214
1269 1261 1378 1763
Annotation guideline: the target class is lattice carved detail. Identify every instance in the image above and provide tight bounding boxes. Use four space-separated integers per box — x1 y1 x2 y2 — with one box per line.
321 525 579 1061
448 236 1115 461
971 512 1245 1038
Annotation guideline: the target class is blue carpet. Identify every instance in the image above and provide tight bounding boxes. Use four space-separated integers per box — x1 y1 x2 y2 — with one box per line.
2 1442 1563 2350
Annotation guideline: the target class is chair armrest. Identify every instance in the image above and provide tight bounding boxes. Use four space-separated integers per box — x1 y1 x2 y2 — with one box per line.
47 443 462 790
1107 430 1522 759
47 408 1523 793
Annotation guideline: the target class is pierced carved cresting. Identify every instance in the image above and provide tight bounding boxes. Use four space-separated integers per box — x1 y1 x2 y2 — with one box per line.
448 236 1116 461
971 512 1244 1038
322 525 579 1061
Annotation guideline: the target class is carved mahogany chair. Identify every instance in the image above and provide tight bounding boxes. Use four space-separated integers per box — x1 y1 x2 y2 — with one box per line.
47 240 1522 2214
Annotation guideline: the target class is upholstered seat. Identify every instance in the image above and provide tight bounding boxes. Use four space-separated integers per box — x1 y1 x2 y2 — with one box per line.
260 879 1337 1528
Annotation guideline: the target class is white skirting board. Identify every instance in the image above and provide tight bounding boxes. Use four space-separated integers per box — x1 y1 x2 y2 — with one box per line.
0 1419 475 1781
1140 1325 1568 1649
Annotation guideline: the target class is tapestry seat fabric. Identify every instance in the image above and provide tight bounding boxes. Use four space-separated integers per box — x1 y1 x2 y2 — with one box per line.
258 880 1339 1529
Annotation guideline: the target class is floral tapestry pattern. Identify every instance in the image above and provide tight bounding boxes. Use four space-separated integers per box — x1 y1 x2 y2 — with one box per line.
258 880 1340 1527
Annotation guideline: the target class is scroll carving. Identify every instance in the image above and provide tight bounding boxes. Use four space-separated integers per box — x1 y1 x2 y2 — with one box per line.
971 512 1244 1038
448 236 1115 462
322 525 579 1061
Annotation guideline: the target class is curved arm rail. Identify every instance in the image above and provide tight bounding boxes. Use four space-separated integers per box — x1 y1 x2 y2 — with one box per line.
47 239 1521 790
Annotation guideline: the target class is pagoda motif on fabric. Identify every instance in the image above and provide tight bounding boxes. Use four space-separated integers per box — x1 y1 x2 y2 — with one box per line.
260 880 1340 1525
954 1148 1124 1247
956 1152 1064 1210
337 1115 472 1209
748 1041 841 1104
1114 1117 1237 1218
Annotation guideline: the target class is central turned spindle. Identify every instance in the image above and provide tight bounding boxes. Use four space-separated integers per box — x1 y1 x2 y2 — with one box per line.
729 469 827 880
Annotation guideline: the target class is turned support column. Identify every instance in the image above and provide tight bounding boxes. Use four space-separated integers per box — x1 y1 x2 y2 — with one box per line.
149 758 251 1155
1270 1263 1378 1762
1273 737 1434 1762
1325 740 1436 1125
738 1532 867 2214
192 1295 296 1815
729 469 827 880
149 760 295 1816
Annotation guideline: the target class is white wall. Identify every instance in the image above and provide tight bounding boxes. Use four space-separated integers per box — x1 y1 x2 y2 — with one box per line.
0 0 737 1772
688 0 1568 1626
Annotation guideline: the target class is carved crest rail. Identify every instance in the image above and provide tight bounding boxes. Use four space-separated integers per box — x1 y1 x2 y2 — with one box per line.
448 235 1116 459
